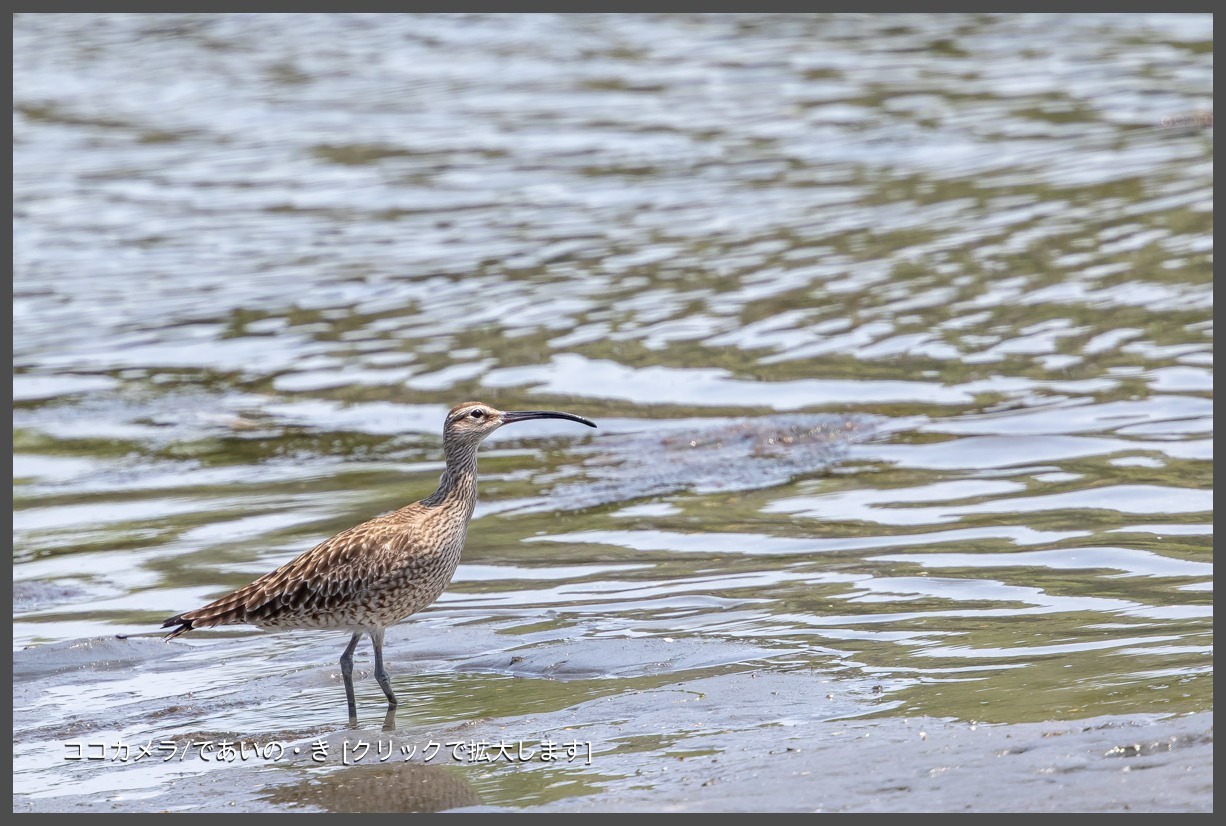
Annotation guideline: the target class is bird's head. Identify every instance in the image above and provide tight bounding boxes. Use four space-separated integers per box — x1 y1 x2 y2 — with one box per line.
441 401 596 457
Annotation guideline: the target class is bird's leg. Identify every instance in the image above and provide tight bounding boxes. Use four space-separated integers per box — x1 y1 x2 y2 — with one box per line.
369 628 398 707
340 631 361 723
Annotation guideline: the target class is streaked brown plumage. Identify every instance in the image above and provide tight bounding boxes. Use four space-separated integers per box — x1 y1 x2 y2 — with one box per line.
162 401 596 720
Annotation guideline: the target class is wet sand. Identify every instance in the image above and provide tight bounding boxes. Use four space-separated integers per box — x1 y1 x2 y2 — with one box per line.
13 632 1212 812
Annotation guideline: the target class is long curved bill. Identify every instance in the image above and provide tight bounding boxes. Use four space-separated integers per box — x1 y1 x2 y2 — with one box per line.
501 410 597 428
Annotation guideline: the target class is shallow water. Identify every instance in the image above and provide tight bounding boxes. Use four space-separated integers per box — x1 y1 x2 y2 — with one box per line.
12 13 1212 811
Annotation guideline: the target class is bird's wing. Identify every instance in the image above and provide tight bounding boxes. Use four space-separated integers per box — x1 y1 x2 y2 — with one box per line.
164 507 427 633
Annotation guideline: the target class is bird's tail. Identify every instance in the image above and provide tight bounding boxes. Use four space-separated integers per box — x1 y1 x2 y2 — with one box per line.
161 591 252 640
161 614 195 640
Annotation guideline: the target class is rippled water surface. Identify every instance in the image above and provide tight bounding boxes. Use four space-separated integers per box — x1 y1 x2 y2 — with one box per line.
13 13 1212 811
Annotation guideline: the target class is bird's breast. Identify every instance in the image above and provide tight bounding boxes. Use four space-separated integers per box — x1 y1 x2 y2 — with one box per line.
370 509 470 621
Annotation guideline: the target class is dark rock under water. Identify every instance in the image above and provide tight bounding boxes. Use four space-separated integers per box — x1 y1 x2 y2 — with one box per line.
545 413 883 509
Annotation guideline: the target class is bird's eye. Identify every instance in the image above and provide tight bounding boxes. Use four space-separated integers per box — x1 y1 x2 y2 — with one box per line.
470 409 484 419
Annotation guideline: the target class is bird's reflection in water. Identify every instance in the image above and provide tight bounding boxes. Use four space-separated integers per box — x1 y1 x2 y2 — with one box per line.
262 761 480 813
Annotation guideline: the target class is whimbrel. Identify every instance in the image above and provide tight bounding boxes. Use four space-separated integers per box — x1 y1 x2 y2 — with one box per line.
162 401 596 720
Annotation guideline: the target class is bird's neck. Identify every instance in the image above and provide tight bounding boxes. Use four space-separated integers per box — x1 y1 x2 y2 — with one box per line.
422 450 478 509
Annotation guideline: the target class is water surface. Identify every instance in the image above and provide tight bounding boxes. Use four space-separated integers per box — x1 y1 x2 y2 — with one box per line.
13 12 1212 811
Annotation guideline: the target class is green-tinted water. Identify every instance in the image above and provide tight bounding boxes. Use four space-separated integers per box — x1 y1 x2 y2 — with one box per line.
13 13 1211 811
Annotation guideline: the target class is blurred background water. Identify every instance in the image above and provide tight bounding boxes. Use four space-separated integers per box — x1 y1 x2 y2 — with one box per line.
12 12 1212 810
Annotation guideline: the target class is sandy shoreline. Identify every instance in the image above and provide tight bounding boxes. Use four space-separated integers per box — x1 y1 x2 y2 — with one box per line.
13 635 1213 812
